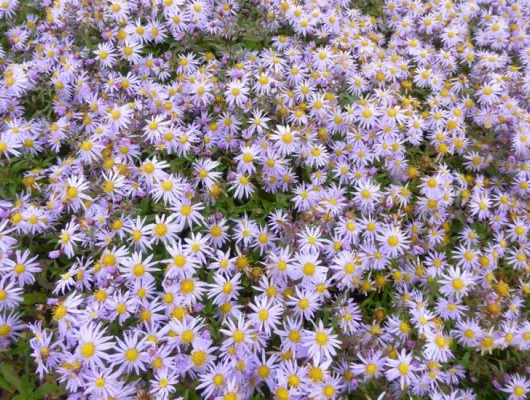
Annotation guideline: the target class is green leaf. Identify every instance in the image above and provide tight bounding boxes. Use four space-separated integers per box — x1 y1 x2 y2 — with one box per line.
0 371 15 393
140 198 150 213
460 351 474 370
340 94 359 106
22 373 33 397
0 363 24 394
34 383 63 399
23 292 49 305
242 35 263 43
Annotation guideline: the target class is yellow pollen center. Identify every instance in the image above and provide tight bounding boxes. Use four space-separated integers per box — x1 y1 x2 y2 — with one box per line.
315 332 328 346
80 342 95 358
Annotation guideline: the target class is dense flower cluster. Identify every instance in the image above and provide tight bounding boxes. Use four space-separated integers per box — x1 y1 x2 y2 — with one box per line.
1 0 530 398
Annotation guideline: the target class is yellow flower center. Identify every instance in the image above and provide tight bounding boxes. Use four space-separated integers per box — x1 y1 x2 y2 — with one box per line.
154 224 167 237
452 278 464 291
387 236 399 247
315 332 328 346
13 264 25 274
398 362 409 375
0 325 12 336
258 309 269 321
366 363 377 375
303 263 315 276
191 350 207 367
233 330 245 343
125 348 139 362
80 342 95 358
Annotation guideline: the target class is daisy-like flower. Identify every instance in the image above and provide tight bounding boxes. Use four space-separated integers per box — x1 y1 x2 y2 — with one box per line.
63 175 92 212
439 267 476 299
275 317 304 355
514 322 530 351
249 298 283 335
330 251 360 284
356 103 380 129
502 374 530 400
271 125 299 156
106 104 133 130
106 291 136 324
236 145 261 175
187 339 217 372
297 226 325 253
507 218 528 243
125 217 152 253
189 78 214 106
293 252 326 284
119 252 159 281
354 180 382 211
107 0 129 20
469 191 491 220
207 218 230 248
150 369 179 399
148 214 181 245
452 318 483 347
424 330 453 362
287 287 321 321
351 350 386 381
99 246 129 271
419 174 443 198
476 81 502 105
247 109 270 135
94 43 117 68
376 225 410 258
312 46 335 71
303 320 342 364
146 20 167 43
78 138 104 163
143 115 170 142
151 174 184 205
112 330 148 374
183 233 212 265
384 349 418 390
193 159 221 189
101 171 127 197
452 245 480 270
0 312 25 345
0 134 22 159
196 362 230 398
1 249 41 286
3 65 29 97
165 316 205 350
76 323 115 367
164 242 199 280
305 143 329 167
208 272 242 305
0 220 16 252
119 41 143 64
171 201 205 229
219 315 254 351
139 157 169 186
225 80 249 107
84 368 121 398
177 276 207 305
230 173 254 199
